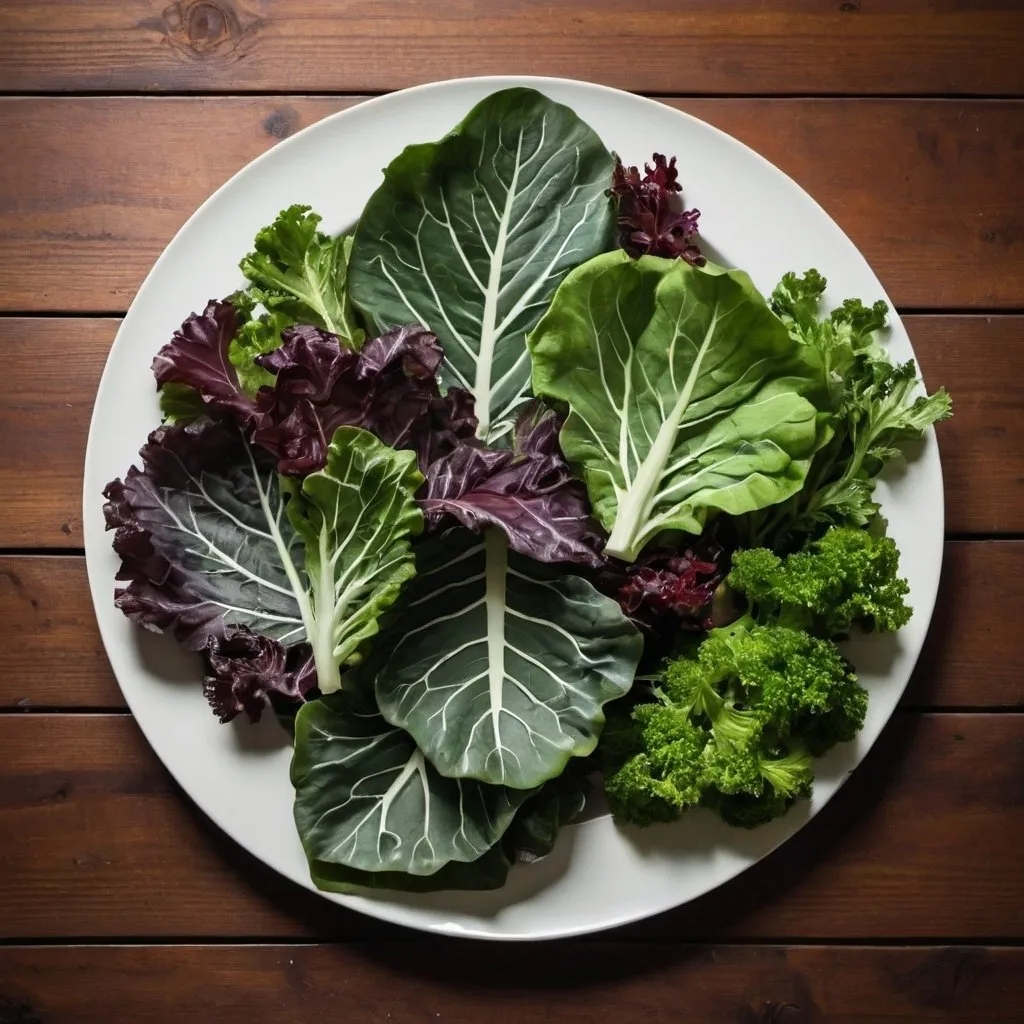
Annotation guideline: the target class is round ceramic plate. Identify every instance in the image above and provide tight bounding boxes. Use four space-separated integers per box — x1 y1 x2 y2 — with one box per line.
83 76 944 941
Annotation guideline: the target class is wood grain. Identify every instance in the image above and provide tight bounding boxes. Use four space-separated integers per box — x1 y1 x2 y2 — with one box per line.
0 99 1021 312
1 0 1023 97
0 713 1020 940
0 318 113 548
0 944 1020 1023
2 315 1018 548
2 542 1020 711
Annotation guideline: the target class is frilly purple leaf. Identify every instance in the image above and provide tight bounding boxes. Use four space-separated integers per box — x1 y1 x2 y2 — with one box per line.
151 299 259 426
421 403 604 567
203 628 315 723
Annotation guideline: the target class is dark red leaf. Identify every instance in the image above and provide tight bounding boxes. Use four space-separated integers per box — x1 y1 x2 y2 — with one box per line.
421 403 604 567
151 299 259 427
203 628 315 724
608 153 704 264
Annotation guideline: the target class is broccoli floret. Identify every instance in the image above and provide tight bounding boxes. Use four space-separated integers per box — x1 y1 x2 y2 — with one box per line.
728 525 911 637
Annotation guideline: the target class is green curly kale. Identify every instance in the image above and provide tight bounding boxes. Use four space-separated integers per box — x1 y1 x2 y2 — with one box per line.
728 526 912 637
604 619 865 828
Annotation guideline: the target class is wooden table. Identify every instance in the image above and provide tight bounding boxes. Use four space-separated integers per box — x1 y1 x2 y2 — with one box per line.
1 2 1023 1021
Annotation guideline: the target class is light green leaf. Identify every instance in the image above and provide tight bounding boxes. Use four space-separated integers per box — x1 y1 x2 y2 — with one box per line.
288 426 424 694
292 691 526 878
373 529 642 790
158 381 208 424
528 251 828 562
240 206 364 349
228 309 294 394
347 87 616 440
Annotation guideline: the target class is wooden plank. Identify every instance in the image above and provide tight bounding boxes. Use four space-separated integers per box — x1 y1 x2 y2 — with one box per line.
910 315 1024 536
0 99 1021 312
0 557 119 708
3 542 1021 711
1 315 1018 549
0 713 1019 939
1 0 1022 96
0 945 1021 1024
903 541 1024 709
0 318 114 548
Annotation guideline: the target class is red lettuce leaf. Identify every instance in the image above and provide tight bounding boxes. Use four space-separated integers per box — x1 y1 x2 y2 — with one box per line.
597 537 727 643
252 324 476 475
102 417 305 651
609 153 704 264
421 403 604 567
203 627 315 723
151 299 259 427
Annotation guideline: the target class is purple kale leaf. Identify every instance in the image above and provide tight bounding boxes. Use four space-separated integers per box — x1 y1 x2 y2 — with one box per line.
102 416 306 652
421 402 604 567
251 324 476 475
151 299 260 428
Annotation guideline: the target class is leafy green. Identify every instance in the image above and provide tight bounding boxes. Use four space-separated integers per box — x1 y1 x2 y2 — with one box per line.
348 87 616 440
229 310 294 394
744 270 952 548
372 528 642 790
728 525 912 636
604 619 862 827
292 691 527 880
240 205 364 349
287 425 423 693
528 250 829 561
504 764 590 862
158 381 209 424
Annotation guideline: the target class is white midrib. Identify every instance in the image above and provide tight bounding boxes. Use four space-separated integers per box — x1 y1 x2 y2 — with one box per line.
474 132 524 439
248 450 327 679
604 309 720 561
379 750 425 843
483 528 508 777
309 522 342 694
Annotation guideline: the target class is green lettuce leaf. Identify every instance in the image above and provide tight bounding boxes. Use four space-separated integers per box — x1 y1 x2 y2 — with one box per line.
287 425 424 693
528 250 828 562
347 87 616 440
240 205 364 349
229 309 294 394
372 528 642 790
292 691 527 879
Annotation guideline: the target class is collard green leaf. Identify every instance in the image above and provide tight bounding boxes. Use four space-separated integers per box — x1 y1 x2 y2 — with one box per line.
528 251 828 562
348 87 616 440
373 529 642 790
240 205 364 349
286 426 424 694
292 692 526 878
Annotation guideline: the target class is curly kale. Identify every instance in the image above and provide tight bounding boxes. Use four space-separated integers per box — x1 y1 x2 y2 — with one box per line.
604 619 864 828
728 525 912 637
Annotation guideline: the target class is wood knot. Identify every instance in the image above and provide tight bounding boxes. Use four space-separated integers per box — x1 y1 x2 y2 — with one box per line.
144 0 263 63
839 1 860 10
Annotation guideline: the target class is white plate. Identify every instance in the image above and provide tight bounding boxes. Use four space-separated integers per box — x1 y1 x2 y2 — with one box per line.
83 76 944 941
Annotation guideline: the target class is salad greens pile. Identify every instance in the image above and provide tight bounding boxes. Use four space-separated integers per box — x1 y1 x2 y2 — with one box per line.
103 88 950 894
